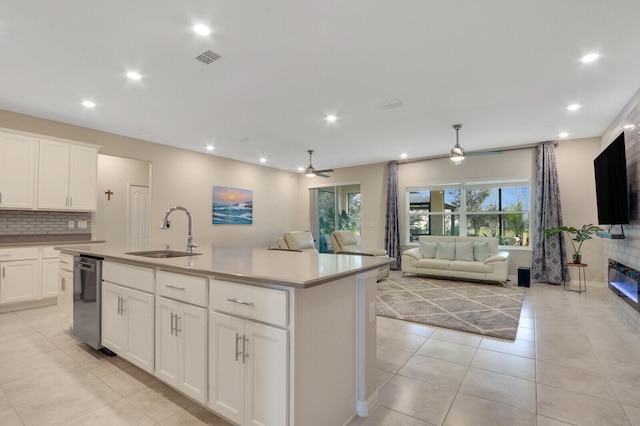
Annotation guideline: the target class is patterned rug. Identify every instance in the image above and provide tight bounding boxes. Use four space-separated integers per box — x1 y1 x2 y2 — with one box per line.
377 275 525 340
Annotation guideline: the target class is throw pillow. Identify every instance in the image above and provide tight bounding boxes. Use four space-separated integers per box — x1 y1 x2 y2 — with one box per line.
455 241 474 261
435 241 455 260
419 241 437 258
474 241 491 262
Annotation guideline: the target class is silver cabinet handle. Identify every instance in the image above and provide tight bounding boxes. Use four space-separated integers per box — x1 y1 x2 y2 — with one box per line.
117 296 121 315
166 285 185 291
120 297 126 315
235 333 242 362
0 254 10 258
65 196 69 207
242 335 249 364
0 192 2 203
2 267 4 278
175 315 181 336
170 312 175 335
226 298 254 307
61 277 65 291
69 196 73 207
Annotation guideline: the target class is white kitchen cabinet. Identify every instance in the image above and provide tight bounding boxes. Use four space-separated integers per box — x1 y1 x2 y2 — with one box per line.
58 253 74 325
37 139 98 211
208 280 288 426
156 295 207 403
102 282 154 373
0 247 40 305
41 247 60 299
0 132 37 209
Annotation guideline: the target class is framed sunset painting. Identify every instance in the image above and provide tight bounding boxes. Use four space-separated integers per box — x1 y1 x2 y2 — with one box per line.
212 186 253 224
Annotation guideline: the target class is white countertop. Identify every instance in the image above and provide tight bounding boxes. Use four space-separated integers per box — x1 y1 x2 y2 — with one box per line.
56 242 392 288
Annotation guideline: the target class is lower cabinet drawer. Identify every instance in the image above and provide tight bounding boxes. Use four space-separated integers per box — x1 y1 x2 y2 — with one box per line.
211 279 288 327
157 270 207 307
0 247 39 261
103 261 155 293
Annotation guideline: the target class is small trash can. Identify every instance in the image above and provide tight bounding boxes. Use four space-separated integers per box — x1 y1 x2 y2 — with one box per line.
518 267 530 287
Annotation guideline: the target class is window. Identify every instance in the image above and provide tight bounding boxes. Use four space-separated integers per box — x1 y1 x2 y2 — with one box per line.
407 180 530 246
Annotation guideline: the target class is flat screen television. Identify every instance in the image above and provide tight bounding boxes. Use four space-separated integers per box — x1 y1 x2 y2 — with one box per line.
593 132 629 225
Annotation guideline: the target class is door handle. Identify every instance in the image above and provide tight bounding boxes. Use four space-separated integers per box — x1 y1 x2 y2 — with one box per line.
170 312 175 335
235 333 242 362
226 298 254 307
242 335 249 364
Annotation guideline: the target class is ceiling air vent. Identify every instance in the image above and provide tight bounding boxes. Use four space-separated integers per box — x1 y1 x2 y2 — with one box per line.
195 50 221 64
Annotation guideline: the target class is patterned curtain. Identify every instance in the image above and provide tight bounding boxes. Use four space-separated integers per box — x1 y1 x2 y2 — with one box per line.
532 142 568 284
385 161 402 269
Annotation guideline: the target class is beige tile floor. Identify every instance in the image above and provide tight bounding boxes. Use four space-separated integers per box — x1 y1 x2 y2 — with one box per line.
1 275 639 426
351 274 640 426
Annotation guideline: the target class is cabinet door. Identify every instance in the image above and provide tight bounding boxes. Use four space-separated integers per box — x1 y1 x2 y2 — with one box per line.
155 296 181 385
37 139 70 209
209 311 245 425
57 269 73 324
68 145 97 211
180 302 207 403
0 260 40 304
125 287 154 374
101 282 127 354
42 257 60 299
0 133 37 209
245 322 288 426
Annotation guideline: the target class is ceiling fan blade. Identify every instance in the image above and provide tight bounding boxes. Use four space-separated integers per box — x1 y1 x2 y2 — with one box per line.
466 151 503 157
316 173 331 178
314 169 334 174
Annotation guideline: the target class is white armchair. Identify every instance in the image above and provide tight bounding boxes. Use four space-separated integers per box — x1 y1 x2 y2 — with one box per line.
330 230 390 281
269 231 318 252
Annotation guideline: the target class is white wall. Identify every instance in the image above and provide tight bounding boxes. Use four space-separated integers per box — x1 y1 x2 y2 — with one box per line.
554 137 604 283
95 154 150 244
0 109 300 249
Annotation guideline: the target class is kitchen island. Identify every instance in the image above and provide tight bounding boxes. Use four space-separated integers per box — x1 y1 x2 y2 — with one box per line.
57 242 391 426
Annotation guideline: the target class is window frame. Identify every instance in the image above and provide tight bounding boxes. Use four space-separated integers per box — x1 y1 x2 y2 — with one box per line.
406 179 532 247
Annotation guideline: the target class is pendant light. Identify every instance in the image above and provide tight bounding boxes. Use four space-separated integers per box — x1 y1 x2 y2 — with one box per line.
450 124 465 163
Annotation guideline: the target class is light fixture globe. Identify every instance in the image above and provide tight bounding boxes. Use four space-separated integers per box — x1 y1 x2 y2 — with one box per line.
450 124 465 162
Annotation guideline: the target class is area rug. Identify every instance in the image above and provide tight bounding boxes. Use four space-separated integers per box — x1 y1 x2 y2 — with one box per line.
377 275 525 340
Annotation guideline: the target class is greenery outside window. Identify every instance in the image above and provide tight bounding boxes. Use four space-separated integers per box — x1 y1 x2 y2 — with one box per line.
407 180 530 246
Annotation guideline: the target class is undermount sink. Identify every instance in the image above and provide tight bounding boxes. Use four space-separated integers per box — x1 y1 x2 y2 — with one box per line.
125 250 202 258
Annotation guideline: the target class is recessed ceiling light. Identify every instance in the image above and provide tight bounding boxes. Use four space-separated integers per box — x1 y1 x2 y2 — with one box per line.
193 24 211 36
325 115 338 123
82 100 96 108
400 153 408 159
206 145 214 151
580 53 600 63
567 104 581 111
126 71 142 80
558 132 569 138
623 124 635 130
259 157 267 163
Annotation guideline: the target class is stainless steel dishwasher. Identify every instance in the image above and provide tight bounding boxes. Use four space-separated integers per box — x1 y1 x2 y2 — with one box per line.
72 255 104 350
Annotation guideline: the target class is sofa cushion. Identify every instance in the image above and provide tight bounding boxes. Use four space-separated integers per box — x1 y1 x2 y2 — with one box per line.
412 258 450 270
334 231 359 252
284 231 316 251
449 260 493 273
455 241 474 261
435 241 455 260
473 241 491 262
419 241 437 258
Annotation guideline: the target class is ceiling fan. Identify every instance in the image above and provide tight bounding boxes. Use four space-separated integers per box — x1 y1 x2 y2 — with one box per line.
304 150 333 178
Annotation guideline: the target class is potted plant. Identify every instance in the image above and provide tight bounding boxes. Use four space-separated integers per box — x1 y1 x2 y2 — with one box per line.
543 224 603 264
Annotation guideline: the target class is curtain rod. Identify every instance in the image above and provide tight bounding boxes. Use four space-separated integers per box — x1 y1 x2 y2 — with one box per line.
395 140 556 166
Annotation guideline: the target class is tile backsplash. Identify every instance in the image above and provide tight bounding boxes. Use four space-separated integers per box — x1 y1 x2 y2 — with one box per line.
0 210 91 235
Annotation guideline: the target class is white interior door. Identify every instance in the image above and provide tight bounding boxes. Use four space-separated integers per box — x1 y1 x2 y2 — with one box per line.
128 185 149 243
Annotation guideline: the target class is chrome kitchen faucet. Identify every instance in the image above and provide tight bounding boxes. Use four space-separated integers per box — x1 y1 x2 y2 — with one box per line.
160 206 197 252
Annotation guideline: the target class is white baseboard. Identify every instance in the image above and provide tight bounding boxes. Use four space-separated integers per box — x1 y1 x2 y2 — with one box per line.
356 390 380 417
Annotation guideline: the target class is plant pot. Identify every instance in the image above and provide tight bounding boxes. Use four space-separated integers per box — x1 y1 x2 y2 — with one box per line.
572 253 582 264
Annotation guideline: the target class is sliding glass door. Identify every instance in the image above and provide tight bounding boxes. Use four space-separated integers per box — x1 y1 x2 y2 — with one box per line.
310 184 361 253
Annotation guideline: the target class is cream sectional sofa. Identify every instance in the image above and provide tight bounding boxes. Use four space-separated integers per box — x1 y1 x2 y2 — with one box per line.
401 236 509 285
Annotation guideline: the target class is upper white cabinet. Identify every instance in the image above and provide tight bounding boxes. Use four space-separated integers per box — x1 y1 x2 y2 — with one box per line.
0 132 37 209
37 139 98 211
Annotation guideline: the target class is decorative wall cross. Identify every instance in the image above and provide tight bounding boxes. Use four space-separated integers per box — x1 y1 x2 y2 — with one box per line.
105 190 114 201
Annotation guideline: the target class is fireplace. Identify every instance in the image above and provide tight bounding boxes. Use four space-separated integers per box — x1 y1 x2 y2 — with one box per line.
608 259 640 311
